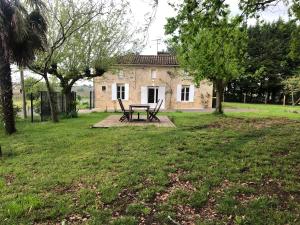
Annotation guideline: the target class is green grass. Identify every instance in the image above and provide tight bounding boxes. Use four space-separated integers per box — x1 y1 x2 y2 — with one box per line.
224 102 300 119
0 103 299 225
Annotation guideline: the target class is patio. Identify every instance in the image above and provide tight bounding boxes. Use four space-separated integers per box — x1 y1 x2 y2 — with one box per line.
92 115 176 128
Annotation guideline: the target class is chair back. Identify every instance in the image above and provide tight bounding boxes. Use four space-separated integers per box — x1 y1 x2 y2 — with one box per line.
155 99 163 114
153 99 160 112
118 98 125 112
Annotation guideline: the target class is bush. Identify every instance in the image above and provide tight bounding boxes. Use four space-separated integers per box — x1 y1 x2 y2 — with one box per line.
0 104 20 121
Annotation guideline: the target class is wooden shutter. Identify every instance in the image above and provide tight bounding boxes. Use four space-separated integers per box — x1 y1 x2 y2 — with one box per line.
176 84 182 102
189 84 195 102
158 86 166 109
112 83 117 100
141 86 147 104
125 83 129 100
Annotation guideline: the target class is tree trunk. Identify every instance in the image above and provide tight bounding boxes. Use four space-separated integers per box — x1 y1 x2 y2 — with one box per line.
0 51 16 134
44 73 59 122
215 79 224 114
291 91 295 106
62 86 73 115
20 67 27 119
264 92 268 104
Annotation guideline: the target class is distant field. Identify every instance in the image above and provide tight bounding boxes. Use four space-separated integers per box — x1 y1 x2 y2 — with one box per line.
0 104 299 225
224 102 300 120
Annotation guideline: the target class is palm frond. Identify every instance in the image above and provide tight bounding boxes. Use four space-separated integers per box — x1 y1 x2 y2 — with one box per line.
10 5 28 43
0 0 47 66
25 0 46 11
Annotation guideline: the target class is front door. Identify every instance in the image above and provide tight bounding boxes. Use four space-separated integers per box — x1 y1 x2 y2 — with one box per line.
147 87 159 108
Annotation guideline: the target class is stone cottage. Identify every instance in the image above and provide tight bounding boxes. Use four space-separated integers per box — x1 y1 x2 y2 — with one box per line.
93 53 213 111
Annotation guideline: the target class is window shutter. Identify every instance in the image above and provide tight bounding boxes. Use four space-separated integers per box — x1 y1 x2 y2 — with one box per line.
141 86 147 104
176 84 182 102
189 84 195 102
158 86 165 109
125 83 129 100
112 83 117 100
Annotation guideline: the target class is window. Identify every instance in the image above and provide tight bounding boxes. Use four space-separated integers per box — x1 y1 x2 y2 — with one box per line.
181 85 190 101
102 86 106 91
151 69 157 79
117 84 125 100
118 70 124 78
148 87 159 103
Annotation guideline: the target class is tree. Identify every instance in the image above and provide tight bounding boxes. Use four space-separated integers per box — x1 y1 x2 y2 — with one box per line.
19 67 27 118
166 1 247 113
30 0 141 118
29 0 104 122
291 0 300 20
24 77 46 100
282 76 300 105
0 0 47 134
226 20 299 104
45 0 140 115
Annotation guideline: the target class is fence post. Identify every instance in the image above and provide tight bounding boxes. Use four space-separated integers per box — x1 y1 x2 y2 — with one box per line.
93 91 95 108
90 91 92 110
30 93 34 123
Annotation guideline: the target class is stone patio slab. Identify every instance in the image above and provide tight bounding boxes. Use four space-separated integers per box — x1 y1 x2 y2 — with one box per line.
92 115 176 128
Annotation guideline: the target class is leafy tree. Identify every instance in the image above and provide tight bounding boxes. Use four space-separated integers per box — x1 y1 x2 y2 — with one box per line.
46 0 139 115
24 77 46 100
166 1 247 113
291 0 300 20
282 76 300 105
0 0 47 134
29 0 103 122
226 20 299 104
30 0 141 118
289 24 300 66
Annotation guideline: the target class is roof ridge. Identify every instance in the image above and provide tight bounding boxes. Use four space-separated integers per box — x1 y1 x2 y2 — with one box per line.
117 54 178 66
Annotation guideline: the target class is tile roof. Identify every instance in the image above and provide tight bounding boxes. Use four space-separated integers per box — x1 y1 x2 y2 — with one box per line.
116 54 179 66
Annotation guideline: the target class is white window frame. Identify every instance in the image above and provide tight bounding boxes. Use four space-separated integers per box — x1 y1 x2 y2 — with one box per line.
181 85 190 102
117 84 126 100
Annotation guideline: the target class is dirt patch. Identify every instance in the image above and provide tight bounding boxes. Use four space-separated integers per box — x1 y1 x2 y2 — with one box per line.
108 188 139 219
64 213 91 224
192 118 300 130
271 150 290 157
199 179 232 221
242 179 299 206
140 169 199 225
34 213 91 225
52 182 95 194
155 170 196 203
4 173 15 186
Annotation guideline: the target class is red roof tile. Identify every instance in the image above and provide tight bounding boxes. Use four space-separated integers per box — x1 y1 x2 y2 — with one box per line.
117 54 179 66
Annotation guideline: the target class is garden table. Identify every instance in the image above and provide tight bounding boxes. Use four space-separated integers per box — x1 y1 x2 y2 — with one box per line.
129 104 150 121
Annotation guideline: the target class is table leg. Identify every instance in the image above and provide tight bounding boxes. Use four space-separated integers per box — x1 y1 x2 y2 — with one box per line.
130 107 132 122
147 109 149 122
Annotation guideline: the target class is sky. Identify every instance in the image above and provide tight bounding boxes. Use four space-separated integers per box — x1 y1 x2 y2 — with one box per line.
134 0 291 55
12 0 291 84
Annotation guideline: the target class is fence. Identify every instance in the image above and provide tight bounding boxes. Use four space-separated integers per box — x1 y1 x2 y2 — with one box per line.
26 91 76 122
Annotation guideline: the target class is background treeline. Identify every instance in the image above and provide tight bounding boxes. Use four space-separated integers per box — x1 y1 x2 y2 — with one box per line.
225 19 300 104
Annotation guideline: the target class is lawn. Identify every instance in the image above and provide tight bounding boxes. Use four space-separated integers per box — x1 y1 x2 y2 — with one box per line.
0 103 299 225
